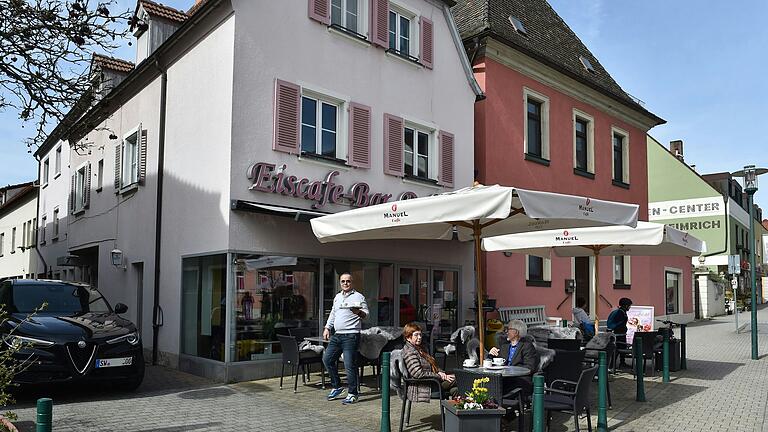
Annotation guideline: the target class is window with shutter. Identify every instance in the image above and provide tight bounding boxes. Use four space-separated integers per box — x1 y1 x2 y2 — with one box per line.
330 0 366 36
114 142 121 193
84 162 91 208
300 93 341 159
348 102 371 168
273 80 301 154
419 16 433 69
70 174 77 212
138 129 147 184
308 0 330 25
438 131 454 187
122 126 140 187
383 114 403 176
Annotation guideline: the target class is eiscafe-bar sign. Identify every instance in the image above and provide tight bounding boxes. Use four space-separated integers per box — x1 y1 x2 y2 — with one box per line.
247 162 418 209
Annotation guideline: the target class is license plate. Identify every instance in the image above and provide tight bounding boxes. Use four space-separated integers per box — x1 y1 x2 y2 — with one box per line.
95 357 133 368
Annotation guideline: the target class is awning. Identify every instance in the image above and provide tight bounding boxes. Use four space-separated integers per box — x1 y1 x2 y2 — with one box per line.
231 200 329 222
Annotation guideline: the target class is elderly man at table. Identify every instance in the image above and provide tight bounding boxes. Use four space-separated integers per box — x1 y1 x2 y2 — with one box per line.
488 319 539 400
323 273 369 405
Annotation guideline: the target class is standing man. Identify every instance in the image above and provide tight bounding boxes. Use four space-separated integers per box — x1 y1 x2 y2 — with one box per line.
323 273 369 404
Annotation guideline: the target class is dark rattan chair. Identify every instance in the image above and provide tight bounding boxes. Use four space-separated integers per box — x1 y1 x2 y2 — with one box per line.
548 338 582 351
277 334 324 392
288 327 311 341
544 365 598 432
394 355 448 432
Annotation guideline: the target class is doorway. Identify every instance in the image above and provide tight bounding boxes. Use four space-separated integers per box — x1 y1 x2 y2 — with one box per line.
398 267 429 326
574 257 591 316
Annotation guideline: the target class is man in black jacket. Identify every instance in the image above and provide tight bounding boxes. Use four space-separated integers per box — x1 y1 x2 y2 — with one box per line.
489 319 539 398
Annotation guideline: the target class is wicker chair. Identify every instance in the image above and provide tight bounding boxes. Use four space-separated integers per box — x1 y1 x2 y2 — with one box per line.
544 365 598 432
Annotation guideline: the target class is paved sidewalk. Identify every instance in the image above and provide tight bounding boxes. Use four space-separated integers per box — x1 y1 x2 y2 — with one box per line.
6 307 768 431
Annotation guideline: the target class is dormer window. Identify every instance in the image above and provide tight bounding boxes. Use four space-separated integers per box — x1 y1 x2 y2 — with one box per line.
579 56 596 74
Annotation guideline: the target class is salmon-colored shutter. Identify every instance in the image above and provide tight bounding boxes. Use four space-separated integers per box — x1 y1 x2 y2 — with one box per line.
420 16 434 69
308 0 330 24
438 131 454 187
371 0 389 47
383 114 404 176
348 102 371 168
273 79 301 154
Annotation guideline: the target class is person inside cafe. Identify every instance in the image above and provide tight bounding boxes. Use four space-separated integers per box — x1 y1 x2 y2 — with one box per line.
401 322 459 401
323 273 369 405
488 319 539 399
607 297 633 367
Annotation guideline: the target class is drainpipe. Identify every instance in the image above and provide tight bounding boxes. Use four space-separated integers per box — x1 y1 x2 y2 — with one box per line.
151 59 168 365
702 193 729 259
33 155 49 276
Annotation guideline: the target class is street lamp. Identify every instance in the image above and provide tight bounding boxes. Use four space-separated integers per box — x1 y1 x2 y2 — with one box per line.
732 165 768 360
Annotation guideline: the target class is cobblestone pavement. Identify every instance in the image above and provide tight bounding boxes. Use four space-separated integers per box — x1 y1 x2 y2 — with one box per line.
7 307 768 431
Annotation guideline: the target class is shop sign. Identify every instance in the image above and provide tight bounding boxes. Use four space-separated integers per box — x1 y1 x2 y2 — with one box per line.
246 162 418 209
649 197 724 221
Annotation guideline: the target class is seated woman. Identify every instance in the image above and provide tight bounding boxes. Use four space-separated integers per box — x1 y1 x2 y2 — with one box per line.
401 322 459 401
488 319 539 398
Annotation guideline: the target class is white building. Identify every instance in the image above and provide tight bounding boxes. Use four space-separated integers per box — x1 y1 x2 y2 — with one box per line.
43 0 480 381
0 182 40 280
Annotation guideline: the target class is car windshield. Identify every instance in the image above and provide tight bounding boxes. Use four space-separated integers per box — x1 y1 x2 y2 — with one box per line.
0 283 111 314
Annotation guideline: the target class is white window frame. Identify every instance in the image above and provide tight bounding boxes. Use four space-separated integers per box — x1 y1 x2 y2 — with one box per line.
664 268 682 316
330 0 368 37
611 126 630 184
0 232 4 257
402 119 437 181
22 221 27 250
299 87 348 161
40 215 46 245
523 87 550 160
52 207 59 240
42 158 50 187
613 256 631 285
572 109 595 173
97 159 104 192
388 1 418 58
74 163 88 213
525 255 551 282
121 127 140 188
11 227 16 253
54 145 62 178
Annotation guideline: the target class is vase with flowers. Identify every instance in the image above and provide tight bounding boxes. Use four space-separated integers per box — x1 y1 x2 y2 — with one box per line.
441 377 506 432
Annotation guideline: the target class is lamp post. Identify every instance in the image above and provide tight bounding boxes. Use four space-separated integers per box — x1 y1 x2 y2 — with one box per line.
732 165 768 360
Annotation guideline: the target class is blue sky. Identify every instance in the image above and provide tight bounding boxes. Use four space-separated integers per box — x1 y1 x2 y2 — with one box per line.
1 0 766 214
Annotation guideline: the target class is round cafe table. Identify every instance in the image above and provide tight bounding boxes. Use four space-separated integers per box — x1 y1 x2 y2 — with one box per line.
461 365 530 377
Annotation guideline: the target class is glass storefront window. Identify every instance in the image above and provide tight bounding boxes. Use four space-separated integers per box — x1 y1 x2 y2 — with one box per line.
399 267 429 325
231 255 320 362
666 271 680 314
181 254 227 362
324 261 394 328
432 270 459 337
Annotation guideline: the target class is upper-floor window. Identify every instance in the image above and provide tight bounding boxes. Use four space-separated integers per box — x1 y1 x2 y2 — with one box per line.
123 131 139 187
11 227 16 253
523 88 550 164
388 6 414 57
55 145 62 176
301 94 341 159
331 0 361 34
40 215 46 245
52 208 59 240
42 158 50 186
72 163 91 214
612 127 629 186
97 159 104 191
573 110 594 176
404 125 431 179
0 232 4 257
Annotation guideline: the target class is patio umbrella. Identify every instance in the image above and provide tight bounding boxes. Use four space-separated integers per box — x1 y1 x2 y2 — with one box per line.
310 184 640 362
482 221 706 331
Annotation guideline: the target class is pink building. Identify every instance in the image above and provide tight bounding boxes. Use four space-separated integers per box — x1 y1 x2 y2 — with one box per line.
453 0 695 323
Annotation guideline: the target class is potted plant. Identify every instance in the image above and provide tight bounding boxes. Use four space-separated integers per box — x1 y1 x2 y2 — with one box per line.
441 377 506 432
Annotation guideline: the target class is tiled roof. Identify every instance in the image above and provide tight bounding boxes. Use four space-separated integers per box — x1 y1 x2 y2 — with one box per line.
139 0 188 23
92 54 134 73
187 0 209 16
452 0 664 124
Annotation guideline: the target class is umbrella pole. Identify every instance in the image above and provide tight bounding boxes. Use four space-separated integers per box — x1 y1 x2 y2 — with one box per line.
594 250 600 334
474 223 486 364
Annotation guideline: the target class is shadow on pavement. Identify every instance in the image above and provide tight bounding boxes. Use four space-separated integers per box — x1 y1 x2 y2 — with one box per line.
677 359 744 380
177 387 236 400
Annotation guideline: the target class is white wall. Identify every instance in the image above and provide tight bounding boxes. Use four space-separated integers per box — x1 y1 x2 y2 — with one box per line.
37 140 71 279
696 273 726 318
0 192 39 279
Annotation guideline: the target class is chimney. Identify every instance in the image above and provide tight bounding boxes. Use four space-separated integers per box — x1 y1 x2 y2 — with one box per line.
669 140 684 161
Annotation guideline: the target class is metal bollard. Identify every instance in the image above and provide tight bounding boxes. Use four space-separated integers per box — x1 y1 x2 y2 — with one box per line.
36 398 52 432
597 351 608 432
663 329 670 383
532 374 545 432
380 352 391 432
634 338 646 402
680 324 687 370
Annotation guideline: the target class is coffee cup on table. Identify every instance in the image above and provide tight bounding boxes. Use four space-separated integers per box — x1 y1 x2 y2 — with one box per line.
492 357 505 366
483 359 492 368
463 359 476 367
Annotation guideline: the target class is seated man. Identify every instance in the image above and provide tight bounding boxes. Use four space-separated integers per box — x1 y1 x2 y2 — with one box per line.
488 319 539 399
572 297 595 338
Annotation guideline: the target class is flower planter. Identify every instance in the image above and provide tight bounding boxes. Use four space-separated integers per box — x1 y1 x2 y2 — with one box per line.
441 400 506 432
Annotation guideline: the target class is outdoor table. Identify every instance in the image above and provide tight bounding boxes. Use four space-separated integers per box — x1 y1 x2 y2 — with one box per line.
459 365 531 377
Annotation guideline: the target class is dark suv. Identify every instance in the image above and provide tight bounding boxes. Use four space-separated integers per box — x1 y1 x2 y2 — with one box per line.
0 279 144 390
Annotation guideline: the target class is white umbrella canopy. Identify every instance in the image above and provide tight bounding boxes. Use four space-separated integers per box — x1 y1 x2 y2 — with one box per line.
482 221 706 329
309 184 640 362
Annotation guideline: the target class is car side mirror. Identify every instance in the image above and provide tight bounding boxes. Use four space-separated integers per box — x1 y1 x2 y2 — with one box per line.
114 303 128 314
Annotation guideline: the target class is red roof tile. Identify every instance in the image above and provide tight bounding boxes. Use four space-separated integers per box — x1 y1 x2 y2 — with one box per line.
139 0 188 23
92 54 135 73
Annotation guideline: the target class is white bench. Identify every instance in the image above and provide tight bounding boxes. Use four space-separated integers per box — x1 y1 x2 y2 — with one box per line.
497 305 562 328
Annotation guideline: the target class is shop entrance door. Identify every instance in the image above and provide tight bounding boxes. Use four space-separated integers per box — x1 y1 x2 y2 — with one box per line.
432 269 459 339
397 267 430 327
574 257 591 316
